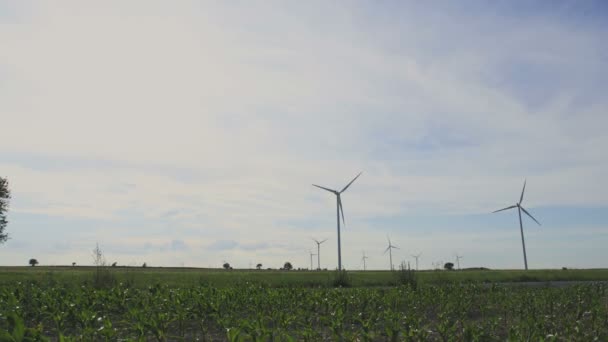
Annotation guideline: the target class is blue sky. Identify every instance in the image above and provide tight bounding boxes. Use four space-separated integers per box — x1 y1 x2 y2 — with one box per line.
1 1 607 270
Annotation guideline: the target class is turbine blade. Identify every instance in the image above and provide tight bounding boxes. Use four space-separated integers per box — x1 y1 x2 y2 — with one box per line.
384 246 390 254
312 184 336 193
492 205 517 213
392 245 400 250
338 196 346 226
520 206 541 226
340 172 362 193
320 239 328 244
519 180 527 204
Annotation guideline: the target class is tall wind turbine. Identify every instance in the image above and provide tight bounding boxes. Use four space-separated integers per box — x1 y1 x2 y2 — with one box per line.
384 236 399 271
313 172 362 271
493 180 541 270
309 250 317 271
455 254 463 270
312 238 328 270
361 251 369 271
411 253 422 271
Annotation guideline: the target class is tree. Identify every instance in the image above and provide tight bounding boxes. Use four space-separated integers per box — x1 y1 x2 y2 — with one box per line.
72 262 76 267
29 258 38 267
0 177 10 244
223 262 231 270
256 263 262 270
283 261 293 271
444 262 454 271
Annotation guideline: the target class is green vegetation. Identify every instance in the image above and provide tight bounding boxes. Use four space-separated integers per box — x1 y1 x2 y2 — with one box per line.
1 280 607 340
0 267 607 340
331 269 352 288
1 266 607 288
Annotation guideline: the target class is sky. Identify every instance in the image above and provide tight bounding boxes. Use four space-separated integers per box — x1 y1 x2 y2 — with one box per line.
1 1 607 270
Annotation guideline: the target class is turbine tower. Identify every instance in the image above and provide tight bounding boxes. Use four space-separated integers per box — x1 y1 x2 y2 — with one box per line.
384 236 399 271
411 253 422 271
361 251 369 271
493 180 541 270
312 238 328 270
313 172 362 271
455 254 463 270
309 250 317 271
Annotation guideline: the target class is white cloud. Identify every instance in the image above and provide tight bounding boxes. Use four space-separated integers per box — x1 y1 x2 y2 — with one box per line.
1 2 607 269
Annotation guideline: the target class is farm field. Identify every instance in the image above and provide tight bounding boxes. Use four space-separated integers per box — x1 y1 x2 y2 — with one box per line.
1 266 608 288
1 279 607 341
0 267 607 341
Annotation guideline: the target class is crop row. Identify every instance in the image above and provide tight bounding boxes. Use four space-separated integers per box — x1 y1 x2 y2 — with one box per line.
0 282 607 341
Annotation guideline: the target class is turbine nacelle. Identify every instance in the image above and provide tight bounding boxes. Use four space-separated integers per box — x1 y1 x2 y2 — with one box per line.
492 180 540 226
312 238 328 245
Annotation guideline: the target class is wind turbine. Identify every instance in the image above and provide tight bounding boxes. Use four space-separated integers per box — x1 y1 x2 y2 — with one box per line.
411 253 422 271
384 236 399 271
312 238 328 270
309 250 317 271
361 251 369 271
313 172 362 271
455 254 463 270
493 179 541 270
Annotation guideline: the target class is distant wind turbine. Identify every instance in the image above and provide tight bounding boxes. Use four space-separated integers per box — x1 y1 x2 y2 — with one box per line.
312 238 328 270
361 251 369 271
384 236 399 271
313 172 362 271
309 250 317 271
411 253 422 271
493 180 541 270
455 254 463 270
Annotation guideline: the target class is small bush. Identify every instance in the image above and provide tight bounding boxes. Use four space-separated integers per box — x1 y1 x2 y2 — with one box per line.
331 269 352 288
91 243 116 288
394 262 418 289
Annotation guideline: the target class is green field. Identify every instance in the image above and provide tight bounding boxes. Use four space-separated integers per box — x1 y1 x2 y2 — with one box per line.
1 266 607 288
1 267 608 341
